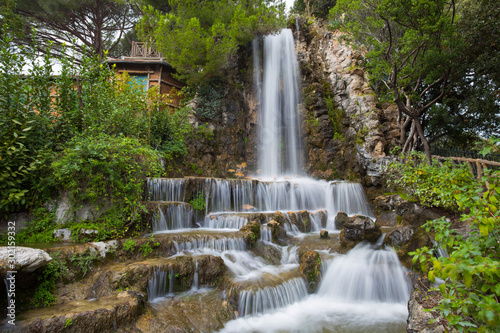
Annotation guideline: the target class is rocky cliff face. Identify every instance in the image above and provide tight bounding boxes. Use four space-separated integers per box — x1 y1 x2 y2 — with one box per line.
169 45 260 178
293 18 399 185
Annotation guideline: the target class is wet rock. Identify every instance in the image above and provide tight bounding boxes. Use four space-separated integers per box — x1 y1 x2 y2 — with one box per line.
376 211 398 227
391 228 433 268
133 290 234 333
54 228 72 242
315 210 328 228
240 220 260 246
0 247 52 273
20 291 145 333
386 226 414 247
319 230 329 239
273 211 287 226
334 211 350 229
286 210 311 233
267 220 281 242
299 250 321 293
340 215 382 250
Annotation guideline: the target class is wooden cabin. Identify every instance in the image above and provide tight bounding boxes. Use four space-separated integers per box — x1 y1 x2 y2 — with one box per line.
107 42 185 107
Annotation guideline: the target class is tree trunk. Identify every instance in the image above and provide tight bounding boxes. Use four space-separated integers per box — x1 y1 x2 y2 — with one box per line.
414 117 432 165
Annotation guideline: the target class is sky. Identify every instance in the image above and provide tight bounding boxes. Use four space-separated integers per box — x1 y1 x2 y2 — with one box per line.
284 0 295 12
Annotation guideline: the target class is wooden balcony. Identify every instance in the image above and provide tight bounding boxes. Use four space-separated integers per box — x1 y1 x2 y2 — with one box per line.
130 42 161 58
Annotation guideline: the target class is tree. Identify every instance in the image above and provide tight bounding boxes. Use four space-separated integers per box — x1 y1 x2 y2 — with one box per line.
12 0 141 60
137 0 285 86
423 0 500 149
331 0 459 163
292 0 337 18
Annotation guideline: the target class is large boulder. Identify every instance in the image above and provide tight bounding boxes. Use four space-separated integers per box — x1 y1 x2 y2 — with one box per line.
0 247 52 273
386 226 414 247
20 291 145 332
375 211 398 227
334 211 350 229
339 215 382 250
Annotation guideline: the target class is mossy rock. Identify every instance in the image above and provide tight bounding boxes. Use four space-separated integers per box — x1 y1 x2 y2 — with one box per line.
240 220 260 247
299 250 321 293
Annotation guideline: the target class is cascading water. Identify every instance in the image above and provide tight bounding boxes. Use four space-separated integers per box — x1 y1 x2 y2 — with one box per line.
238 278 308 317
153 202 194 232
220 242 411 332
148 268 174 302
256 29 303 177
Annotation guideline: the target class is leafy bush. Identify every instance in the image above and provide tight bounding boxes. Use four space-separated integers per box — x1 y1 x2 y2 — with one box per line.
14 208 57 244
387 153 500 332
123 238 137 253
189 192 206 213
52 134 163 238
70 249 99 277
386 151 475 209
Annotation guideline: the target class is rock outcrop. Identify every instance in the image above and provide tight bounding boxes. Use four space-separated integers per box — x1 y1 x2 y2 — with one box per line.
293 19 399 184
338 214 382 250
0 247 52 273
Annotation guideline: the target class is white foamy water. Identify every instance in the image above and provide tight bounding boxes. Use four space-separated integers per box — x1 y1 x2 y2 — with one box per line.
220 242 410 332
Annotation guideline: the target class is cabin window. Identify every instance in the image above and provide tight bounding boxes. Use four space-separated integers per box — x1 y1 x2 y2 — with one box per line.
129 74 148 92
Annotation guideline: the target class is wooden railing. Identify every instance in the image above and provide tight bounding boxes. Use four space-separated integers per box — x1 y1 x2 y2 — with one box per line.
130 42 161 58
432 155 500 179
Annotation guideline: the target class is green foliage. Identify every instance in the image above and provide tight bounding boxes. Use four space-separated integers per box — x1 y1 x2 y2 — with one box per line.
139 234 160 257
330 0 459 160
196 123 215 141
123 238 137 253
64 318 73 328
189 191 206 213
195 81 225 121
13 208 57 244
292 0 337 18
388 155 500 331
33 252 68 307
51 134 162 238
325 95 345 140
386 152 475 209
70 249 99 277
138 0 285 85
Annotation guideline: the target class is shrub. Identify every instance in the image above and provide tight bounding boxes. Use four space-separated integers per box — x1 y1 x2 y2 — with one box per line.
387 153 500 331
52 134 163 238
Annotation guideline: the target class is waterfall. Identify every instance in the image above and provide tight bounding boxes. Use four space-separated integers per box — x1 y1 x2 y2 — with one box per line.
281 246 299 265
148 268 175 302
153 202 194 232
171 236 247 253
204 213 249 229
238 278 308 317
256 29 303 177
147 178 185 202
260 224 273 242
318 241 411 303
220 242 411 332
